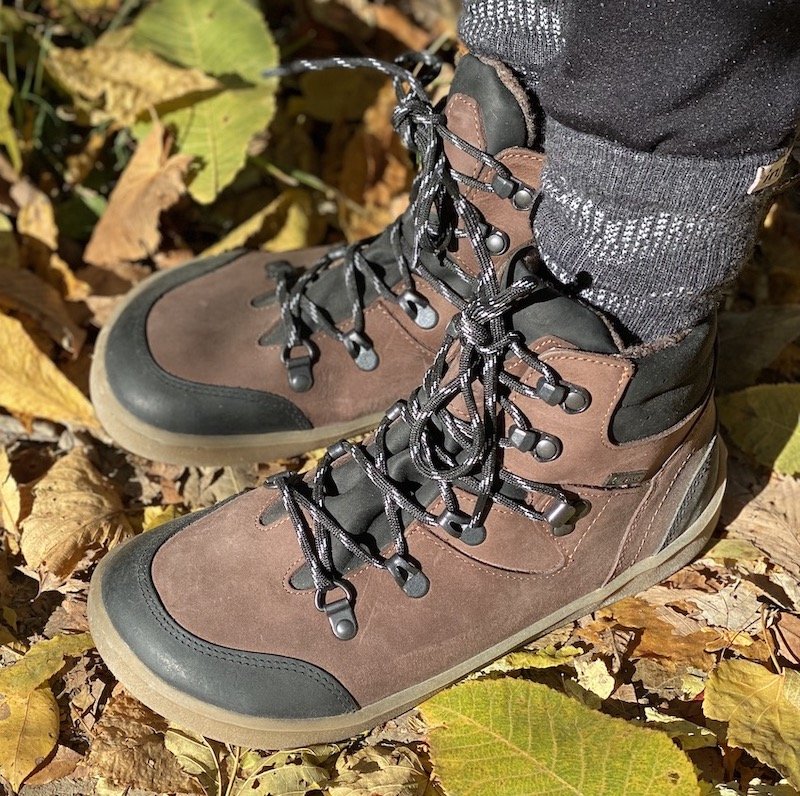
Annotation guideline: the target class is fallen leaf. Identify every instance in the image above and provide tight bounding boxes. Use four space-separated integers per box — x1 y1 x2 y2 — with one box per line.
0 684 60 791
477 644 582 675
142 504 183 531
722 467 800 578
83 122 193 267
0 447 20 536
773 613 800 667
0 267 85 354
717 308 800 391
23 743 84 786
330 745 426 796
46 45 221 127
421 678 700 795
132 0 279 203
643 708 718 751
0 632 93 696
20 448 133 586
252 762 331 795
163 726 220 794
89 691 201 793
0 312 98 428
599 596 717 671
0 212 19 269
719 384 800 475
575 658 616 699
703 660 800 788
0 73 21 172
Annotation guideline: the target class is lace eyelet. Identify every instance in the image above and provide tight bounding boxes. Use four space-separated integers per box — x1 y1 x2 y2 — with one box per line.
533 434 562 462
281 342 315 392
399 289 438 329
343 330 379 371
436 509 486 546
315 580 358 640
485 228 509 256
386 554 430 598
563 386 591 414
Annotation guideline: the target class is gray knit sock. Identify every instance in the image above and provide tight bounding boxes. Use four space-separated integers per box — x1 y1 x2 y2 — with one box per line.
534 120 789 342
458 0 565 87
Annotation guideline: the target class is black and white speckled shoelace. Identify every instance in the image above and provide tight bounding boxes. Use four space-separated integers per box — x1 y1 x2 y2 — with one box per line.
267 269 592 640
259 52 538 393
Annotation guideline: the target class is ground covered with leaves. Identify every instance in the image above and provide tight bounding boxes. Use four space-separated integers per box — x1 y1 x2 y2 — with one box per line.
0 1 799 795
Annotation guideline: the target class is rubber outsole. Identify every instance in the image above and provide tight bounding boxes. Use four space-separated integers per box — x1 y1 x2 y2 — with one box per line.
89 269 386 466
87 445 726 749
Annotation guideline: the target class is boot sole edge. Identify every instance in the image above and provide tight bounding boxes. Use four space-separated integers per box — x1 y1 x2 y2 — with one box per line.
88 442 727 748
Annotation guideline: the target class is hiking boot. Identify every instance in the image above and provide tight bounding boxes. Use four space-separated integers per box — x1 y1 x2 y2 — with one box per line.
89 53 544 466
88 256 726 748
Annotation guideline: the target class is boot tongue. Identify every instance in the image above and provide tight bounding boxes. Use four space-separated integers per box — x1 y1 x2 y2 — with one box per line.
443 54 533 173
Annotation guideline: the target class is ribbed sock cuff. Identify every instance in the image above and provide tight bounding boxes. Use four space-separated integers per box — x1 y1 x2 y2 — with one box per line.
534 119 788 341
458 0 565 85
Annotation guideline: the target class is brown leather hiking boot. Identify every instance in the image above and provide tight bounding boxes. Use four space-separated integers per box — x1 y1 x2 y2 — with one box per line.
88 258 726 748
89 53 544 465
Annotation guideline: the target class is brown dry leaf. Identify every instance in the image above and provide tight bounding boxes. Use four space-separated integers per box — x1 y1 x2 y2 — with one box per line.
20 448 133 586
722 465 800 578
0 268 85 354
336 82 413 241
598 596 717 671
47 45 220 127
329 744 429 796
83 122 193 267
0 312 98 429
774 613 800 666
88 689 201 793
24 744 84 786
0 212 19 268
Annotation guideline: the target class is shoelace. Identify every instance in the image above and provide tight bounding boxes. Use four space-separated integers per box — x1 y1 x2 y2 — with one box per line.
259 52 539 393
267 273 592 641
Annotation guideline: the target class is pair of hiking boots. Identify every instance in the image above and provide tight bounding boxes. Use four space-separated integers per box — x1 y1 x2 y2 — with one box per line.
87 54 726 747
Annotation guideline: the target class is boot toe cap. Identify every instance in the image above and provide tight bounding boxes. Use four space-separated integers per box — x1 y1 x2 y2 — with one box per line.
90 509 359 721
95 251 312 436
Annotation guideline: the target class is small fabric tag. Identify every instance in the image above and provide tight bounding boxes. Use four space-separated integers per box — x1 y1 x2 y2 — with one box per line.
748 155 790 194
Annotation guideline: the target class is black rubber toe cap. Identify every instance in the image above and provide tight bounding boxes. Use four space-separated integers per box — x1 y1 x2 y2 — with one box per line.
97 508 359 720
102 251 312 436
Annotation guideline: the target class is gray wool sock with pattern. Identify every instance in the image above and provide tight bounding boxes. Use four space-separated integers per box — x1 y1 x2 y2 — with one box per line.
534 120 789 342
458 0 565 87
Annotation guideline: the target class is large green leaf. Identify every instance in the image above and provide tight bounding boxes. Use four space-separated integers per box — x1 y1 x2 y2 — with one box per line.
132 0 278 203
421 678 699 796
718 383 800 475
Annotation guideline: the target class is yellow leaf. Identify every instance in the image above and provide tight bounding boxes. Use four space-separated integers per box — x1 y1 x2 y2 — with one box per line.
719 383 800 475
476 644 582 675
46 45 221 127
703 660 800 788
20 448 132 586
0 684 59 791
84 122 193 267
421 678 700 795
0 313 97 428
142 504 182 531
0 73 21 172
0 448 20 537
0 633 93 696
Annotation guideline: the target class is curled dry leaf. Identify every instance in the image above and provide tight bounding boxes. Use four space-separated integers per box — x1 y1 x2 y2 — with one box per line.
703 660 800 788
20 448 133 587
0 448 20 539
0 684 60 791
88 690 201 793
0 312 98 429
83 122 193 267
329 744 427 796
0 267 85 354
46 45 221 127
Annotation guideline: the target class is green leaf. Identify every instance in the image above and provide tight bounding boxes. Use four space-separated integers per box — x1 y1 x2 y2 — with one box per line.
132 0 278 203
0 73 21 172
703 660 800 788
718 307 800 391
421 678 700 796
718 383 800 475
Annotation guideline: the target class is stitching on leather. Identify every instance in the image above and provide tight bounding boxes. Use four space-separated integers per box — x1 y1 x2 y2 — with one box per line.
136 539 355 711
540 352 630 452
125 276 312 431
